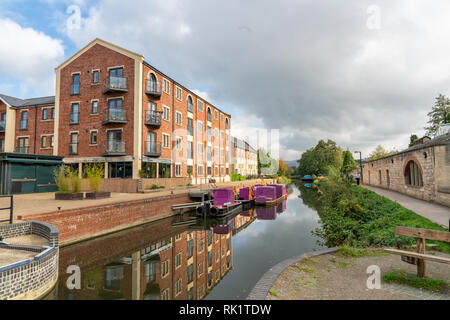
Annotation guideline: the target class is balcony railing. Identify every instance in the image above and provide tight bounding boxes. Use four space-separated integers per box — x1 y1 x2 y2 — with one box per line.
145 79 162 97
0 121 5 133
144 141 161 157
69 142 78 155
15 146 29 154
103 76 128 93
103 109 128 124
70 112 79 124
103 140 126 156
144 110 162 127
19 119 27 130
71 83 80 95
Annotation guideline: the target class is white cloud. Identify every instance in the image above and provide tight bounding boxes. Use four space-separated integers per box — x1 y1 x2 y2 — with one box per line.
0 18 64 96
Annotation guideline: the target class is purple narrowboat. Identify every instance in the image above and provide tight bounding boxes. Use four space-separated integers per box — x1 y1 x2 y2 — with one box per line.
197 188 242 217
253 185 277 206
213 218 235 234
268 184 288 200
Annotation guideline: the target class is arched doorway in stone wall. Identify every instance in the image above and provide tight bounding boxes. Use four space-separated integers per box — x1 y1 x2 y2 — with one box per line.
404 160 423 187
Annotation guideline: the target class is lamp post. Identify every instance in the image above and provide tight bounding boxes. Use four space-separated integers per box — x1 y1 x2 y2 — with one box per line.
354 151 363 183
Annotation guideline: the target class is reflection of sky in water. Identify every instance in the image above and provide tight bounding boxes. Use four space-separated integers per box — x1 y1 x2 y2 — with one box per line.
205 185 323 300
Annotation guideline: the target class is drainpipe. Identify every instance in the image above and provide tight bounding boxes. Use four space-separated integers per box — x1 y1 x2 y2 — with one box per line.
34 106 38 154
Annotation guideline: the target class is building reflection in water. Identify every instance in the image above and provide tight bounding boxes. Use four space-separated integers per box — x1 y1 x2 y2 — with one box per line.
57 201 286 300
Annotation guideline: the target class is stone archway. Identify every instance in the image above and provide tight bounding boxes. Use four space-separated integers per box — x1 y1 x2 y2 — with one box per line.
403 156 424 187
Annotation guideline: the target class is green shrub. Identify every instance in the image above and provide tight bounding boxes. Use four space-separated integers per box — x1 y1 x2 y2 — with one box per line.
84 163 104 192
383 270 448 292
231 173 246 181
69 169 82 193
54 166 71 193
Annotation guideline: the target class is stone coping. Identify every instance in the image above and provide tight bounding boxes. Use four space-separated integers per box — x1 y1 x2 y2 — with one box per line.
246 247 338 300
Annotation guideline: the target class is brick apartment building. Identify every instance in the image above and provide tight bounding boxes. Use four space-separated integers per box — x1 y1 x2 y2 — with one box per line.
0 38 232 183
231 136 258 177
55 38 232 181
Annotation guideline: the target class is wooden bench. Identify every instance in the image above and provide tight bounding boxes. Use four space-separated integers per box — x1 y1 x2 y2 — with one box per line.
384 226 450 277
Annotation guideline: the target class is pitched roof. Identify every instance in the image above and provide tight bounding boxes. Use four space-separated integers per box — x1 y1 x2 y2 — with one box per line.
0 94 55 108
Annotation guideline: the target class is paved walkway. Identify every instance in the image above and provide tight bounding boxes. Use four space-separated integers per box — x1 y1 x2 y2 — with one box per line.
362 185 450 228
266 250 450 300
0 180 268 221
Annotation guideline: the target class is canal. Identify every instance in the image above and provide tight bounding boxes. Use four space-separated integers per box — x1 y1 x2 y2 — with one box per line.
52 183 323 300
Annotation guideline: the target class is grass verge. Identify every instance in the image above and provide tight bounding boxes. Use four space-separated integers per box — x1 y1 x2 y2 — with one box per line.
383 270 449 293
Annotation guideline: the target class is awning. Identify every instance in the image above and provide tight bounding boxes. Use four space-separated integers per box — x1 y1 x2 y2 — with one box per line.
1 158 64 165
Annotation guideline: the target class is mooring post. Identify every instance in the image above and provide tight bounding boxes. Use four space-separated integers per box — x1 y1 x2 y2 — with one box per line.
9 195 13 224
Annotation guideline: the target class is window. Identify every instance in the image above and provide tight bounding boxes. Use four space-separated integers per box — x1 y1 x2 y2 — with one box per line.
161 288 169 300
51 107 55 119
187 141 193 159
20 111 28 130
70 103 79 124
187 288 194 300
176 87 182 100
163 79 170 94
197 165 204 176
404 160 423 187
207 166 212 176
71 73 80 95
93 70 99 84
161 260 169 278
197 143 203 157
198 239 204 252
17 137 29 153
159 163 171 178
197 121 203 139
92 101 98 114
198 262 204 276
225 118 229 129
175 253 182 268
42 108 48 120
214 147 219 162
214 128 219 141
50 135 54 148
41 136 47 148
221 114 224 122
208 250 212 267
187 239 194 259
207 108 212 122
214 166 219 176
187 96 194 112
176 137 182 150
108 162 132 178
90 131 98 145
207 126 211 141
187 264 194 284
208 272 213 287
176 111 182 125
198 100 204 112
187 165 193 176
163 134 170 148
69 132 78 155
187 118 193 136
175 278 182 296
214 110 218 120
216 270 220 281
163 106 170 121
175 163 182 177
207 146 212 161
175 233 182 241
198 285 204 298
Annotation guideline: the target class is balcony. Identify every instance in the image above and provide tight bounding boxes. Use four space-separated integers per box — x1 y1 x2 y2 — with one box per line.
144 141 161 157
103 109 128 125
145 79 161 98
69 142 78 155
144 110 162 127
103 76 128 94
70 112 79 124
103 140 126 156
15 146 29 154
0 121 5 133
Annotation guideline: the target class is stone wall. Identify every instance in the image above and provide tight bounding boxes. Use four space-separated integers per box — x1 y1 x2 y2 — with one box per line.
362 143 450 207
0 221 59 300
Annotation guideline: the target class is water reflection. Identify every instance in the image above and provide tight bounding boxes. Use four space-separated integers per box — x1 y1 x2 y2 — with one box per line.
56 184 322 300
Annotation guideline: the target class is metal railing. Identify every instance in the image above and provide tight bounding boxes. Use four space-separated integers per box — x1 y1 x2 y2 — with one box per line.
145 79 162 95
145 110 162 126
0 196 13 224
144 141 161 156
103 76 128 92
104 140 126 155
103 109 127 123
69 142 78 155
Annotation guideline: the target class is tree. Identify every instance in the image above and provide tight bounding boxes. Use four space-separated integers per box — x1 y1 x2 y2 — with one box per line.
409 134 418 147
257 148 278 175
295 140 343 177
424 94 450 136
278 159 293 177
341 150 357 177
366 145 394 161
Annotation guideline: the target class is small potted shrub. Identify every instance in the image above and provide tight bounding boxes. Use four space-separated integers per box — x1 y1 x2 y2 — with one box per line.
54 166 84 200
85 163 110 199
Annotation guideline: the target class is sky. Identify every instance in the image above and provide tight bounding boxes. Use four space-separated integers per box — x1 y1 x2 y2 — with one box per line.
0 0 449 161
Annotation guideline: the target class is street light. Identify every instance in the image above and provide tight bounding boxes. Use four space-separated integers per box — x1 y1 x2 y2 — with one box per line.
354 151 363 183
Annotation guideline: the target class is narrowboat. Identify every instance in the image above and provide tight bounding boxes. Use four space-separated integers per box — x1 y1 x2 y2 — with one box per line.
196 188 242 217
213 218 235 234
238 187 256 209
254 184 287 206
302 175 313 181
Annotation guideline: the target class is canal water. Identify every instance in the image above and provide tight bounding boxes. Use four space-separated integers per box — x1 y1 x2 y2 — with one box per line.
53 184 323 300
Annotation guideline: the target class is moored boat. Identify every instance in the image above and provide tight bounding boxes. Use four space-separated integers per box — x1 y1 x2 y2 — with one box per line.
254 183 287 206
302 175 313 181
196 188 242 217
